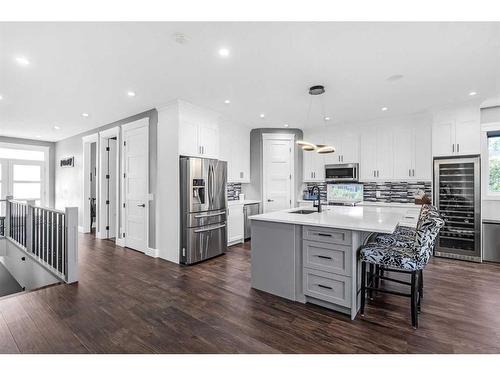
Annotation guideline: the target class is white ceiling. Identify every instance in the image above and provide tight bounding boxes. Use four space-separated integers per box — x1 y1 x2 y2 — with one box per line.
1 22 499 142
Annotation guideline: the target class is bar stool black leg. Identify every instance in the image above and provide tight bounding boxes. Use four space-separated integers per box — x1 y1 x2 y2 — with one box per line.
411 271 418 328
368 263 374 299
374 265 380 289
360 261 366 316
419 269 424 300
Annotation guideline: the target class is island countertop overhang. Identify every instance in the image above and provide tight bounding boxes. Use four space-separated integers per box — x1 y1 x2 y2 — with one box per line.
249 206 415 234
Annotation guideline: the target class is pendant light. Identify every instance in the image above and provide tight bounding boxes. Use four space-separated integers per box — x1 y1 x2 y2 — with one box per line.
296 85 335 154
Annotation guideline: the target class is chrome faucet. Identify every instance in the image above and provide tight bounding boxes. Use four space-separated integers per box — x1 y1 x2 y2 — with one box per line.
311 185 322 213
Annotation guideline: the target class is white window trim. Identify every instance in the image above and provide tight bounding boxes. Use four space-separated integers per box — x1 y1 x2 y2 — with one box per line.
481 122 500 200
0 142 49 206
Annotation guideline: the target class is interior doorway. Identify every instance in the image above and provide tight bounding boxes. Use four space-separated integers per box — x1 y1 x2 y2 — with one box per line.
90 142 97 233
262 133 295 213
82 133 99 235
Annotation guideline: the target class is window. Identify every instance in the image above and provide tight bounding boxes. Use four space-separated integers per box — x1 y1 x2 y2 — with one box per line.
487 132 500 194
0 143 48 206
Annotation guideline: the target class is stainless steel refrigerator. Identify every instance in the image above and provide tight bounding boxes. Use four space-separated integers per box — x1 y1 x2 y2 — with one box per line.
180 156 227 264
433 156 481 262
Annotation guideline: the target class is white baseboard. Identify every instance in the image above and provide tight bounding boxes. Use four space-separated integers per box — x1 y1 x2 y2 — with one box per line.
145 247 159 258
78 226 87 233
115 238 125 247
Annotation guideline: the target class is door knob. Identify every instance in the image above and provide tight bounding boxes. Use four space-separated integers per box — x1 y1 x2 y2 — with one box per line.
137 203 146 207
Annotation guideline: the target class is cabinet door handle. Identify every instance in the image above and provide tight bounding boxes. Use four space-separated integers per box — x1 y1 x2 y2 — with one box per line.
317 284 333 290
316 255 333 260
409 169 411 177
452 144 455 153
457 143 460 153
413 169 415 177
267 199 274 202
317 233 332 237
342 155 344 162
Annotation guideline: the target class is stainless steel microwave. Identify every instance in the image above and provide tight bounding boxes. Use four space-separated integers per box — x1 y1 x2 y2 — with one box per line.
325 163 359 182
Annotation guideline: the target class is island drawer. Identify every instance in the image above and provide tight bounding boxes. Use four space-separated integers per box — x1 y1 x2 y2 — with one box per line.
303 240 352 276
303 268 352 308
302 226 352 246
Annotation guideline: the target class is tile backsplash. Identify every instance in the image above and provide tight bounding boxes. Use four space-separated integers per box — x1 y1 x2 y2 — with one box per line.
363 181 432 203
303 181 432 203
227 183 242 201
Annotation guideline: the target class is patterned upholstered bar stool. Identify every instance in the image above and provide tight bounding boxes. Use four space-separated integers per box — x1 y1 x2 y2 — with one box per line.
358 205 444 328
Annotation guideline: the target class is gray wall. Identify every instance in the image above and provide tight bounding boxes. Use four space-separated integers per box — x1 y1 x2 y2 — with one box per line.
243 128 303 203
55 109 158 248
0 136 56 207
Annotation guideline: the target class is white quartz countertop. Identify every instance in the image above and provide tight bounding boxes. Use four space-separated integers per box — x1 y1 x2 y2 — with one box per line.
228 199 261 206
250 205 410 234
357 201 422 209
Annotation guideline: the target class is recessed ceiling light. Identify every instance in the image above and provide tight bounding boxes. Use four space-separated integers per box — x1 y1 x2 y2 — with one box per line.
284 123 289 128
224 99 231 104
81 113 89 118
381 107 388 111
15 56 30 66
53 125 61 130
469 91 477 96
36 135 42 138
0 95 3 100
259 113 265 119
386 74 404 82
127 91 136 97
218 48 230 57
324 116 331 121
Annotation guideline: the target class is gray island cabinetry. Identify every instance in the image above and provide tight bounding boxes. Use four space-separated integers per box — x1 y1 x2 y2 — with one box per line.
250 206 416 319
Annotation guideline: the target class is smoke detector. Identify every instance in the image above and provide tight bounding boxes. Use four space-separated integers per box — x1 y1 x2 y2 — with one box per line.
172 32 190 45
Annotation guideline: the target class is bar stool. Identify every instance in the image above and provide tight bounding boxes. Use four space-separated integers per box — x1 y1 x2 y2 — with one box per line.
359 205 444 328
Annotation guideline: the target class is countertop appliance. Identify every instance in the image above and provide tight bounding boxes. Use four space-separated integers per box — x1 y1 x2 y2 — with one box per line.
327 183 363 205
483 220 500 262
244 202 260 240
180 156 227 265
325 163 359 182
433 156 481 262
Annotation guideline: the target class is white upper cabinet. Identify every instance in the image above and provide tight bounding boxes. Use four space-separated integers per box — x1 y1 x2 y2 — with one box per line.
222 125 251 183
360 127 393 180
393 127 414 179
178 101 220 159
302 133 325 182
432 106 480 157
413 124 432 180
324 133 360 165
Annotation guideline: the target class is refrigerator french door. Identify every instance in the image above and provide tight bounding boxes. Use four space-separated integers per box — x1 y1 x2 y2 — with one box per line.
433 156 481 262
180 156 228 264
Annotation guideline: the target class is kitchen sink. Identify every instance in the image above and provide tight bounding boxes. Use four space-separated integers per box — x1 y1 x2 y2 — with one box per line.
289 209 317 214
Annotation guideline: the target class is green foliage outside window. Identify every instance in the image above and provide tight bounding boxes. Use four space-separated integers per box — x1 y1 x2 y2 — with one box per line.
489 136 500 193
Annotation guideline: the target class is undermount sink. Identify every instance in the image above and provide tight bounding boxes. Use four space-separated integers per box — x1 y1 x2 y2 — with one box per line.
289 209 317 214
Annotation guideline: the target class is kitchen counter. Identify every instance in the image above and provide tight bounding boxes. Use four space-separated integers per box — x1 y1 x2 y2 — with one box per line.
250 205 418 320
228 199 261 206
251 205 410 234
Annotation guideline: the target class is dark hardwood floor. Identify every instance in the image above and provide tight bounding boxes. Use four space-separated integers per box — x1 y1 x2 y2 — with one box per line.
1 234 500 353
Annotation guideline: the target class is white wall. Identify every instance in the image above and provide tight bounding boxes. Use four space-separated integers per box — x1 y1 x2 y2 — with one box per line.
480 106 500 221
156 102 180 263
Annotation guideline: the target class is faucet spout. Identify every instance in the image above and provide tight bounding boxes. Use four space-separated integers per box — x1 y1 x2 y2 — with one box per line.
311 185 322 213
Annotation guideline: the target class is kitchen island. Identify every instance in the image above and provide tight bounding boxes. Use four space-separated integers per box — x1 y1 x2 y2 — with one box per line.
250 205 419 319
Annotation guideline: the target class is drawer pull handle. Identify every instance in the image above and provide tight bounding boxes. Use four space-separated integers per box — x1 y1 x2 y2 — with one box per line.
317 284 333 290
316 255 332 260
316 233 332 237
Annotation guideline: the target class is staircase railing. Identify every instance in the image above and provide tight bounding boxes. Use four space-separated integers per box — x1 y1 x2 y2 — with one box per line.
3 197 78 283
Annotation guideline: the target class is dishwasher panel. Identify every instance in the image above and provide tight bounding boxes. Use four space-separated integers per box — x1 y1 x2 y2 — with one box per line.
244 203 260 240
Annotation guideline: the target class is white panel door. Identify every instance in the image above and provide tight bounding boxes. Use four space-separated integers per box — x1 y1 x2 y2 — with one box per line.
377 130 394 179
455 119 480 155
393 127 414 179
263 137 293 213
432 121 455 156
360 133 377 180
123 124 148 252
179 119 199 157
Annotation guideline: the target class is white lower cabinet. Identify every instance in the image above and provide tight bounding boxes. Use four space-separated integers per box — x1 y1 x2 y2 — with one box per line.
227 203 244 245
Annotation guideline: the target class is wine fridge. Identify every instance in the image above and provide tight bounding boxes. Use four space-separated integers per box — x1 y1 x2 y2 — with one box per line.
433 156 481 262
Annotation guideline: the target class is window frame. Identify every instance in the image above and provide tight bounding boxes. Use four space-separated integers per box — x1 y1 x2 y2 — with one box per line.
481 123 500 200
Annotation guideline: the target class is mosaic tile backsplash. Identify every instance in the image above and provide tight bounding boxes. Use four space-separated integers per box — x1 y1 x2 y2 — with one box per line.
227 183 242 201
363 181 432 203
304 181 432 203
